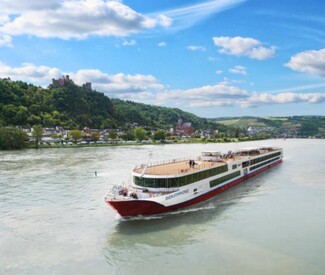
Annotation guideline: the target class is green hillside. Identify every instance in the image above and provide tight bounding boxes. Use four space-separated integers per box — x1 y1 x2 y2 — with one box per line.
0 78 222 131
211 116 325 138
111 98 226 130
0 78 116 129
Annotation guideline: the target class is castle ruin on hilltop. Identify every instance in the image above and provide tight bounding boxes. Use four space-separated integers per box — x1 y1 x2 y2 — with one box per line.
52 75 92 90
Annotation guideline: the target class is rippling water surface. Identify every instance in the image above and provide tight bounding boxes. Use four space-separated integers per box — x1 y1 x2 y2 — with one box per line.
1 139 324 275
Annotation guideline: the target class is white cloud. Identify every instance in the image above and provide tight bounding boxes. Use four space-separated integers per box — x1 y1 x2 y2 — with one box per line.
187 45 206 52
0 62 62 83
190 101 233 107
157 83 249 107
241 92 325 107
285 48 325 77
231 79 246 84
158 42 166 47
157 0 246 32
229 65 247 75
215 70 223 75
265 83 325 93
0 15 10 25
0 0 60 13
0 34 12 47
0 0 172 39
0 0 246 41
72 69 164 96
208 56 218 62
122 39 136 46
156 81 325 109
156 14 173 28
212 36 276 60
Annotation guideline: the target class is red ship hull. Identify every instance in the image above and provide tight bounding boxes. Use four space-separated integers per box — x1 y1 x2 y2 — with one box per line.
105 159 282 217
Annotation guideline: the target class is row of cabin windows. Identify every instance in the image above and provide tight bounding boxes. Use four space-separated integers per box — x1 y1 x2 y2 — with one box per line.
239 151 282 169
249 156 280 171
249 152 281 166
209 171 241 188
134 164 228 188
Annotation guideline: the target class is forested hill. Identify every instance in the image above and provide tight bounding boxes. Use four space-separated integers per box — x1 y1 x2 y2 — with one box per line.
0 78 115 129
111 98 222 130
210 116 325 138
0 78 222 130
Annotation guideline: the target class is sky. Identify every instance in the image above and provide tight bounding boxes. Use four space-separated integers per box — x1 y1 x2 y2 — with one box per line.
0 0 325 118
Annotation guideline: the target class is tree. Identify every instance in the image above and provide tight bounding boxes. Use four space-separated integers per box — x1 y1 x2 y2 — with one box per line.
256 131 270 140
300 122 318 137
32 125 43 149
28 115 42 126
235 128 240 138
43 113 56 127
14 106 28 125
69 129 82 144
153 130 166 141
91 132 101 143
0 126 28 150
3 104 17 125
134 127 146 141
121 131 135 141
108 129 117 140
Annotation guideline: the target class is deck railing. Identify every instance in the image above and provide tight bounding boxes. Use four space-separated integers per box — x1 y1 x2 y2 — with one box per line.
134 157 192 170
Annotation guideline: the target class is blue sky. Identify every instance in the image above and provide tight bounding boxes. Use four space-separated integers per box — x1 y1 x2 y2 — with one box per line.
0 0 325 118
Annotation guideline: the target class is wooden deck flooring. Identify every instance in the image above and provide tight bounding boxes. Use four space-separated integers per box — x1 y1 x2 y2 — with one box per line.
133 159 226 176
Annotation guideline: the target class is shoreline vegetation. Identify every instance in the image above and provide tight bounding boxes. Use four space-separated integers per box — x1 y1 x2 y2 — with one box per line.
0 125 260 150
0 124 280 150
0 124 323 151
1 115 324 150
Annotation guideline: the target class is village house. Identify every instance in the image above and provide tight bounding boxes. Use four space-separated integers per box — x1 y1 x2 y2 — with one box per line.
176 119 193 136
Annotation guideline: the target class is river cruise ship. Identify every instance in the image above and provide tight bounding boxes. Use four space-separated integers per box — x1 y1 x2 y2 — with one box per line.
105 146 283 217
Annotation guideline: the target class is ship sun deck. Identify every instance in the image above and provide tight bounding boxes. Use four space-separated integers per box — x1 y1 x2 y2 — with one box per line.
133 160 224 176
133 148 280 176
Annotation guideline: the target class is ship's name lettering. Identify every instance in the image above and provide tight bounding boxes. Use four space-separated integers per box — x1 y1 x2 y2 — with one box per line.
165 189 189 200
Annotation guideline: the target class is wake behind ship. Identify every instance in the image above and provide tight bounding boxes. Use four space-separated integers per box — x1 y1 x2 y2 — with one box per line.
105 146 283 217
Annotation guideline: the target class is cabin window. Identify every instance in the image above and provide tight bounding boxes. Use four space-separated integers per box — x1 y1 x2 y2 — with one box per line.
209 171 241 188
249 152 281 166
249 156 280 171
232 164 237 169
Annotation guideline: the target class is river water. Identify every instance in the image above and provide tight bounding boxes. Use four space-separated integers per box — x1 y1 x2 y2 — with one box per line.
0 139 324 275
